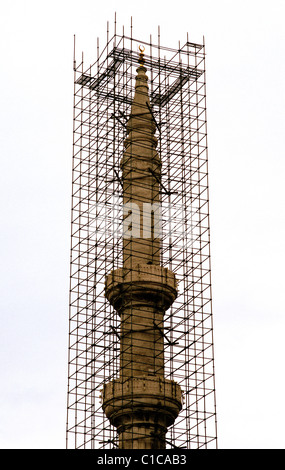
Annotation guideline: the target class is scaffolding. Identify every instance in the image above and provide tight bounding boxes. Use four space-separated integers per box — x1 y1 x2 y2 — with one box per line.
66 23 217 450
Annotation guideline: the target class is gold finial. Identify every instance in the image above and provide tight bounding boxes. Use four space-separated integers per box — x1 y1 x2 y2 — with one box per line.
138 45 145 66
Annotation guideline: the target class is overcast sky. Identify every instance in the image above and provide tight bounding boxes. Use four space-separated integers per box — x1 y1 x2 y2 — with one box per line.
0 0 284 449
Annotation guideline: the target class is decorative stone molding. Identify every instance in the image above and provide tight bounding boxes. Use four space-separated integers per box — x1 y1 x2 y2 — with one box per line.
105 263 178 312
102 376 182 449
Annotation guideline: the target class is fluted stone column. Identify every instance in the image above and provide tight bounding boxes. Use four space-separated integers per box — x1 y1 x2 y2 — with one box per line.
102 50 182 449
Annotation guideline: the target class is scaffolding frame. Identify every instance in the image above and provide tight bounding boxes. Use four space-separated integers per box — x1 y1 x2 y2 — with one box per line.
66 23 217 450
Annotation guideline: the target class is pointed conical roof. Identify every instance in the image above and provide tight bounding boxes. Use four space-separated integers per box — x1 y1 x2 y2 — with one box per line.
124 48 157 151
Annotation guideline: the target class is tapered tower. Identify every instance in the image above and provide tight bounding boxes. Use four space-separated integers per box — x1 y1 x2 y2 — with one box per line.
66 22 218 450
102 48 182 449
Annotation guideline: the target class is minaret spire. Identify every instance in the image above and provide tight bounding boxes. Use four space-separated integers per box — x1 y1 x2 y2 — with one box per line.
122 47 160 268
102 48 182 449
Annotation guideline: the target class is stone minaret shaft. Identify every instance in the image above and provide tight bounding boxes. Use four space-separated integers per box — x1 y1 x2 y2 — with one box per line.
102 51 182 449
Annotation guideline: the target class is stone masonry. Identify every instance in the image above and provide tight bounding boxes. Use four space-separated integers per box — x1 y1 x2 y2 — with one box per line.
102 49 182 449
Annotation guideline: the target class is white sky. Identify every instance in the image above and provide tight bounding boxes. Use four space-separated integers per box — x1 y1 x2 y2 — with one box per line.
0 0 284 449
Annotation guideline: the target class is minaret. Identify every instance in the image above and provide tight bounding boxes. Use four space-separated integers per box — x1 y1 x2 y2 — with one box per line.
102 47 182 450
